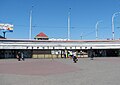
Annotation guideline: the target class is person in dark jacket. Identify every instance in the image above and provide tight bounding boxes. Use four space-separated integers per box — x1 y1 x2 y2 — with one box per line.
73 51 78 63
17 52 21 61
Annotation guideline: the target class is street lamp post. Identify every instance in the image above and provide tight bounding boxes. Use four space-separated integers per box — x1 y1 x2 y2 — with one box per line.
29 10 32 40
112 12 120 40
29 5 33 40
95 20 102 40
68 8 71 40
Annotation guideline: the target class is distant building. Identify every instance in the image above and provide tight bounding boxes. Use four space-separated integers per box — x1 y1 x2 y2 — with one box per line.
34 32 49 40
0 39 120 59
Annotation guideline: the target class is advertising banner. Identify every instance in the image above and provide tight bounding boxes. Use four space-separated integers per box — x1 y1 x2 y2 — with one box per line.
0 23 13 32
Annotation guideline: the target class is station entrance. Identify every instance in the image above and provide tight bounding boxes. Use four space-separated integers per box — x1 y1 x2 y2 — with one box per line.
0 49 120 59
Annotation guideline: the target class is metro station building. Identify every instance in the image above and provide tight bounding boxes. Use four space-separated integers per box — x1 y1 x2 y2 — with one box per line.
0 32 120 59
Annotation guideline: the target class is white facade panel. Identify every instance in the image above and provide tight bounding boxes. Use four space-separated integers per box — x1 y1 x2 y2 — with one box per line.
0 39 120 50
49 47 54 49
39 47 44 49
44 47 49 49
66 47 70 49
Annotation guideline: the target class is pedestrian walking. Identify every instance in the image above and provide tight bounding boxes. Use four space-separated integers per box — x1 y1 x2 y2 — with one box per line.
90 47 94 60
69 51 73 59
90 51 95 60
63 51 66 58
21 52 25 61
17 52 21 61
73 51 78 63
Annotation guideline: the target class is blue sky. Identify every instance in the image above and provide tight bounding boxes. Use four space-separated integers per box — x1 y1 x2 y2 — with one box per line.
0 0 120 40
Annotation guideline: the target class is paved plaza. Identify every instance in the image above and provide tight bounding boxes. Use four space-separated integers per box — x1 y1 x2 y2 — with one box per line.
0 57 120 85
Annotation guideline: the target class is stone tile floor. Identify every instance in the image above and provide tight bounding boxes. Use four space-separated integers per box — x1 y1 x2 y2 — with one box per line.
0 57 120 85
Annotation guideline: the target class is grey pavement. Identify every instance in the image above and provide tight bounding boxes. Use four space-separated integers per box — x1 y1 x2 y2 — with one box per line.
0 57 120 85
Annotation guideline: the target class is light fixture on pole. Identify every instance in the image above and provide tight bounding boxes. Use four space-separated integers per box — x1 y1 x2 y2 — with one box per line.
80 33 83 40
95 20 102 40
112 12 120 40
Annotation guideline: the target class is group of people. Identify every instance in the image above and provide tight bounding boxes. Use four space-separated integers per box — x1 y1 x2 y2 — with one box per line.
68 51 78 63
16 51 25 61
66 50 95 63
16 50 94 62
